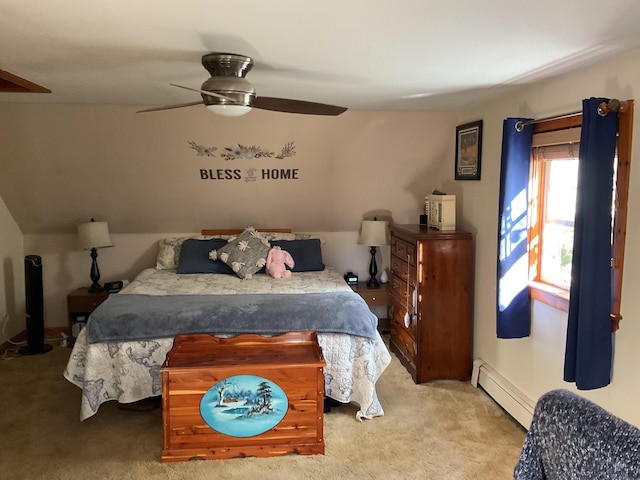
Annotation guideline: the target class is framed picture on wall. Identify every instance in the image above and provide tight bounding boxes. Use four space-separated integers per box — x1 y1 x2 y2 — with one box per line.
455 120 483 180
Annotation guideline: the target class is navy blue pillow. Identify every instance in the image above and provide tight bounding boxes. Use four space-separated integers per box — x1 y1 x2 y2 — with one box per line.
176 238 234 274
270 239 325 272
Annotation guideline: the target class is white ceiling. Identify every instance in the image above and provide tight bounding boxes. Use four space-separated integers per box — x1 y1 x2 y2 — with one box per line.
2 0 640 112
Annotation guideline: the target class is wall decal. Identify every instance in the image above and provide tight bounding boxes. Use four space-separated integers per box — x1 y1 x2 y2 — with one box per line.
188 141 217 157
222 142 296 160
189 140 300 182
189 141 296 159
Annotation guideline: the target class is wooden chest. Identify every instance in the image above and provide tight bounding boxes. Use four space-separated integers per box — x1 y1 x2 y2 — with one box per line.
160 331 326 462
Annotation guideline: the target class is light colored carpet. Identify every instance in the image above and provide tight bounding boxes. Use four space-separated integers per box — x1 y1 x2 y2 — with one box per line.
0 341 526 479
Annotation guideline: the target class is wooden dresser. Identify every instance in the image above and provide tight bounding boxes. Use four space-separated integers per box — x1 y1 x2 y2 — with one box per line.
389 224 473 384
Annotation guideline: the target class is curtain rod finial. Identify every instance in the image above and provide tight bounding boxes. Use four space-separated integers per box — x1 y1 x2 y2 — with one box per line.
598 99 627 117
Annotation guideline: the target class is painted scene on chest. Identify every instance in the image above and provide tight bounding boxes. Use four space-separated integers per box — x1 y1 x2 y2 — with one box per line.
199 374 289 437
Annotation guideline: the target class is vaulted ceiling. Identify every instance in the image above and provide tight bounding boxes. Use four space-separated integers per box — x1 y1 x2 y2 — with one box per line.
2 0 640 112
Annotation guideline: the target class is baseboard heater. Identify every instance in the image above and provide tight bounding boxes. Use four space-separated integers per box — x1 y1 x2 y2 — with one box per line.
471 359 536 429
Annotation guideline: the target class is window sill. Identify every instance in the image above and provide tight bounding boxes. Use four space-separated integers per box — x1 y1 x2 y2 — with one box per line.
529 281 569 313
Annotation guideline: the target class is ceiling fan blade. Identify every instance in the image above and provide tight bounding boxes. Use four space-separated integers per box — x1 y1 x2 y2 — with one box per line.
253 96 347 116
170 83 238 102
136 100 204 113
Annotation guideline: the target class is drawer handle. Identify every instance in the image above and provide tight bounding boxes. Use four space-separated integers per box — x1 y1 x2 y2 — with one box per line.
371 296 377 301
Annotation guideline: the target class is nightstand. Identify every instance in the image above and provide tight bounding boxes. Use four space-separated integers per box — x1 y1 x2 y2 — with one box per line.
352 282 391 333
67 287 110 339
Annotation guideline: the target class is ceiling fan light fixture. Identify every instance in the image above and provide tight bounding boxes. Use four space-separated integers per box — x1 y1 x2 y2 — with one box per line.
206 104 252 117
140 52 347 116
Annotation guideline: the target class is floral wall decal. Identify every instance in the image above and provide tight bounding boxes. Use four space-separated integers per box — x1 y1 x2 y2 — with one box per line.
188 141 296 160
221 142 296 161
188 141 217 157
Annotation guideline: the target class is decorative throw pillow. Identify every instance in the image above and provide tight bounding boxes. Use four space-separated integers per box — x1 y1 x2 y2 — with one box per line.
177 238 234 274
260 232 297 242
209 227 271 279
156 237 187 270
271 239 325 272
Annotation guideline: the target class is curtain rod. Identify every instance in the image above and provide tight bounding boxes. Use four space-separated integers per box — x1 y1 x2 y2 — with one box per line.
514 99 627 132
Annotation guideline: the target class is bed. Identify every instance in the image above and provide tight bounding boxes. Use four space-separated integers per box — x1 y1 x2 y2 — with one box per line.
64 228 392 422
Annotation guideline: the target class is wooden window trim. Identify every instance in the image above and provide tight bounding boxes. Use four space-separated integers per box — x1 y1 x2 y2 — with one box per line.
530 280 569 312
528 100 634 331
611 101 634 331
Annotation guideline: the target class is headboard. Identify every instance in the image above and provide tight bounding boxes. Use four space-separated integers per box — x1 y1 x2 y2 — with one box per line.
201 228 292 235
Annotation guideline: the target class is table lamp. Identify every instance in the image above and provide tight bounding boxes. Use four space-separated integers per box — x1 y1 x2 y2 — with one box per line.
77 218 113 292
358 219 389 288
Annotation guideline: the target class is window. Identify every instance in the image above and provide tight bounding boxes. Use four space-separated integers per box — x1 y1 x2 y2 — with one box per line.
531 129 580 290
528 102 633 331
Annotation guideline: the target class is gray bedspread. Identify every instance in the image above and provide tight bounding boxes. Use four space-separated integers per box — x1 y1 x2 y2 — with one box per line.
85 291 378 343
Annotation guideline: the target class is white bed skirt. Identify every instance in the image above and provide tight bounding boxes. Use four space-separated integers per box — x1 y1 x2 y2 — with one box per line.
64 328 391 421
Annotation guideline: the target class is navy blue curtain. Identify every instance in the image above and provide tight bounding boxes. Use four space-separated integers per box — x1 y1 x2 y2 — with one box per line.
564 98 618 390
497 118 533 338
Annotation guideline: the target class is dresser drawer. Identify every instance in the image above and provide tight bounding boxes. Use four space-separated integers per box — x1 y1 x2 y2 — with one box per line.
390 323 416 367
390 274 415 307
390 257 416 286
390 296 416 339
356 287 390 306
67 293 109 312
391 237 416 266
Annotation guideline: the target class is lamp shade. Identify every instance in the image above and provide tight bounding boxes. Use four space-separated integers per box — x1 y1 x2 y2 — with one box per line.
77 220 113 250
358 220 389 246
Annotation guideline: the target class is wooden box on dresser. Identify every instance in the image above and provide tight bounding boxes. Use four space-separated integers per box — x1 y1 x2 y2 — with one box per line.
389 224 473 384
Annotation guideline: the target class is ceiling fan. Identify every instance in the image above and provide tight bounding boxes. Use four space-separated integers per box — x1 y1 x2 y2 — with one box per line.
138 53 348 117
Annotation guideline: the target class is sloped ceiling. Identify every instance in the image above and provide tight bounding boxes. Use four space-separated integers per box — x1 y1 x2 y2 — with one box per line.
1 0 640 111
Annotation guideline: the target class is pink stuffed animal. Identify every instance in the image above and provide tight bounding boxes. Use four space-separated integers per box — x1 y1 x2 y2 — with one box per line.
266 246 295 279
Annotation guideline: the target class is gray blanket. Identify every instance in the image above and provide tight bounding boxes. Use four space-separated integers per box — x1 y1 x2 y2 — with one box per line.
85 292 378 343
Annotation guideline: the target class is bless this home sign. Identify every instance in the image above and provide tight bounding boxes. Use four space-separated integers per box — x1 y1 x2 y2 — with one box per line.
189 140 298 183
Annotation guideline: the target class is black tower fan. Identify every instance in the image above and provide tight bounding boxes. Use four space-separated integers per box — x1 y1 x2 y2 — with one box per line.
18 255 52 355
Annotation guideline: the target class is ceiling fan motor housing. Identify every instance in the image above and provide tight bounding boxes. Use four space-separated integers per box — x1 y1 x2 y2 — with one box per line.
201 53 256 107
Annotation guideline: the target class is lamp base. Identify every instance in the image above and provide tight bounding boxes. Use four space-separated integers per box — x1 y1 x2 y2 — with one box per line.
366 277 380 288
88 247 102 293
366 245 380 289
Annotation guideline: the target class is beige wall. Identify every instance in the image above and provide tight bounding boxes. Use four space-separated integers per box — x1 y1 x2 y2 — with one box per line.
1 106 460 332
0 106 458 234
452 48 640 426
0 196 25 339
